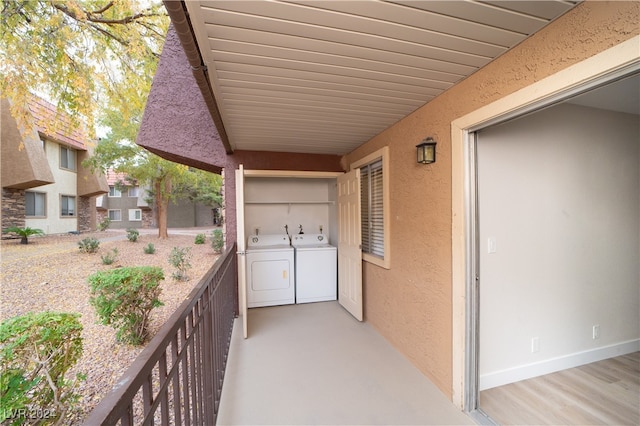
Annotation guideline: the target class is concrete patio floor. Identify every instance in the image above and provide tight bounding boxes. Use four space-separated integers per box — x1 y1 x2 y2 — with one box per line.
217 301 474 425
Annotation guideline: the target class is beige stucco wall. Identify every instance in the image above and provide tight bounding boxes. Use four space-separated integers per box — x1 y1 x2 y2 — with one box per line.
26 139 78 234
344 1 640 398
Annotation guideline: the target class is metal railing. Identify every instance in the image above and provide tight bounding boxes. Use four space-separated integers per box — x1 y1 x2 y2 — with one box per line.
84 244 238 425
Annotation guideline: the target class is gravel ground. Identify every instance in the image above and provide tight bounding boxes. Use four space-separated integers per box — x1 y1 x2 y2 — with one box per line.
0 228 221 423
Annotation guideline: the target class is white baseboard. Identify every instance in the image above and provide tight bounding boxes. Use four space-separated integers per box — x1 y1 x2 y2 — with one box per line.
479 339 640 391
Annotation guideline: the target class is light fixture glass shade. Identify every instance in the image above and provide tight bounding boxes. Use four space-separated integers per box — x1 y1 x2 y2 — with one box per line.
416 137 437 164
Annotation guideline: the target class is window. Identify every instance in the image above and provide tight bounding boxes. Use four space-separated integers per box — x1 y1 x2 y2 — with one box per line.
26 192 46 217
128 186 139 197
60 146 76 171
108 210 122 221
109 186 121 197
352 146 390 269
60 195 76 217
128 209 142 221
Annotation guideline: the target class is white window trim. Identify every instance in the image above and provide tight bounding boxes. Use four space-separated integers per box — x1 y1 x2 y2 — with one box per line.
108 209 122 221
128 209 142 221
109 186 122 197
351 146 390 269
128 187 139 197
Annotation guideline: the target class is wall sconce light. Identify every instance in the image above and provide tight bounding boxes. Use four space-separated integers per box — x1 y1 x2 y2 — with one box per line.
416 137 437 164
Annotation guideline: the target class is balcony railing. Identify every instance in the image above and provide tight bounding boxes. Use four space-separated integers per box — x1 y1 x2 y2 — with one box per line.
84 244 238 425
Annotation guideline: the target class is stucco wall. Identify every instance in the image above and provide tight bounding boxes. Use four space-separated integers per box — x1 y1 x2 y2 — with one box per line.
137 1 640 402
343 1 639 397
26 139 78 234
1 98 54 189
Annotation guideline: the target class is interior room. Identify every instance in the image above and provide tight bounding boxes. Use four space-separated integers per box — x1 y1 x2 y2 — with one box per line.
475 75 640 424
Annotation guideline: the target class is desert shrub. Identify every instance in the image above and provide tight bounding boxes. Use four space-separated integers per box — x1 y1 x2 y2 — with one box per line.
2 226 44 245
126 228 139 242
211 229 224 253
78 237 100 253
97 217 111 231
168 247 192 281
0 312 84 425
101 248 118 265
194 233 206 244
143 243 156 254
88 267 164 345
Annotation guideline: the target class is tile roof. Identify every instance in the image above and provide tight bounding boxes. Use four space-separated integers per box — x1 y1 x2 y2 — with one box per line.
105 168 134 186
27 96 89 151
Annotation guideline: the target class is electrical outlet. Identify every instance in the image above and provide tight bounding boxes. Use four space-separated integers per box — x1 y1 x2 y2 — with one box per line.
593 325 600 340
531 337 540 353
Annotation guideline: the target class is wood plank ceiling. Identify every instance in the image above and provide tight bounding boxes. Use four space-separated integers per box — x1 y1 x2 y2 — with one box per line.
184 1 580 155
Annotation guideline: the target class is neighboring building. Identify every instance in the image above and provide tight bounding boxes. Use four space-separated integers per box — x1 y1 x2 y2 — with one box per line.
1 96 108 234
136 1 639 420
96 168 216 229
96 169 153 229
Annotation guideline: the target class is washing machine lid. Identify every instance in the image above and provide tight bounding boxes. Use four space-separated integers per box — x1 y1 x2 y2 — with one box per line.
291 234 332 247
247 234 291 248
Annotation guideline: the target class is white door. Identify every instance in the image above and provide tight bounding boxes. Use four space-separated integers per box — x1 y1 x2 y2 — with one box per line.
235 165 248 338
337 169 363 321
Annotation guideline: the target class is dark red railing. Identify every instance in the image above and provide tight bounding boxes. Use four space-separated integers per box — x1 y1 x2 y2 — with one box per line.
84 244 238 425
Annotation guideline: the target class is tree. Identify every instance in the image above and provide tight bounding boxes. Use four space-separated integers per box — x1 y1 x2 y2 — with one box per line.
85 137 222 239
0 0 168 134
3 226 45 244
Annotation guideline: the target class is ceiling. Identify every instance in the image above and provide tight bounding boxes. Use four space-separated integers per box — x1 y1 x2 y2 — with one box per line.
566 74 640 116
184 1 581 155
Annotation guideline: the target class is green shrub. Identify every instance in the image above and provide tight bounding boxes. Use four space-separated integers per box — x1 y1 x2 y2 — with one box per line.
0 312 84 424
211 229 224 253
97 217 111 231
143 243 156 254
2 226 44 245
88 267 164 345
194 233 206 245
126 228 139 242
78 237 100 253
168 247 192 281
101 248 118 265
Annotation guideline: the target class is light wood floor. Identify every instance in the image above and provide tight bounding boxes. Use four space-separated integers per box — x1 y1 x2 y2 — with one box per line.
480 352 640 425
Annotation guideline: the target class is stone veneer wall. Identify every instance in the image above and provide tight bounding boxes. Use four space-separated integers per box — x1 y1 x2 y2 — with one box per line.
1 188 26 231
142 209 154 228
77 196 93 233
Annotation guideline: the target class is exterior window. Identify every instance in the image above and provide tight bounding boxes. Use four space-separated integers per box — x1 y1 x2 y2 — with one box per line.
108 210 122 221
361 159 384 258
128 186 139 197
353 146 390 269
26 191 46 217
128 209 142 221
60 146 76 171
60 195 76 217
109 186 121 197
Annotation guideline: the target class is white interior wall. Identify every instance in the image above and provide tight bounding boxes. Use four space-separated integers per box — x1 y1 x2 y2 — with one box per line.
477 103 640 389
244 178 336 243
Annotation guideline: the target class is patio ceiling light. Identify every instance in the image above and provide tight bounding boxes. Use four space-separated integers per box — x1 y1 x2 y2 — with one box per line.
416 137 437 164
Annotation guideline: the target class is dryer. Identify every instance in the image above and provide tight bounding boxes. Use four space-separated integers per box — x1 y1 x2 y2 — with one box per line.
246 234 295 308
291 233 337 304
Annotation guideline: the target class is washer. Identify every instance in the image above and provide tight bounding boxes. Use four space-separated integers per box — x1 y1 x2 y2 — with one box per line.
291 233 337 304
246 234 294 308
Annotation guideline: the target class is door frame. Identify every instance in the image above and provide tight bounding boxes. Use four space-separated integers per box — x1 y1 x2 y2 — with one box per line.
451 36 640 413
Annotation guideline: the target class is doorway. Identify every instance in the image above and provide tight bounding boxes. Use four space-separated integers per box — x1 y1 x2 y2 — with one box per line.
450 36 640 420
474 77 639 423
